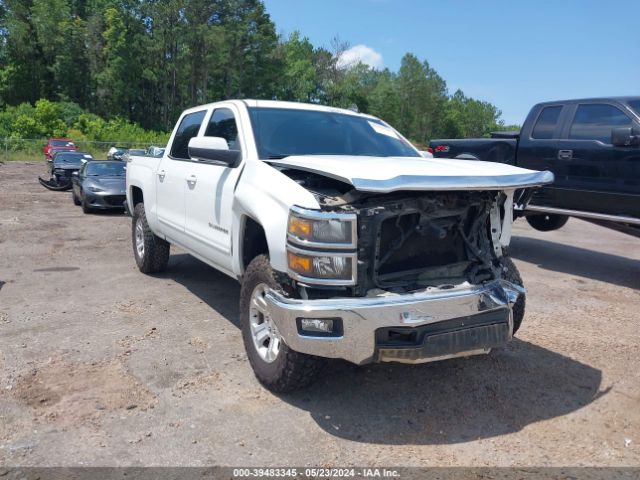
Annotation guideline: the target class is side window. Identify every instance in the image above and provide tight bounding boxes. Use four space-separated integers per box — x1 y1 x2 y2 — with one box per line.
205 108 240 150
569 104 632 143
532 106 562 139
170 110 207 159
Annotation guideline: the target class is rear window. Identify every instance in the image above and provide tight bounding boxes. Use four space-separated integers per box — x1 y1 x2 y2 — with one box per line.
170 110 207 160
569 104 631 143
532 106 562 139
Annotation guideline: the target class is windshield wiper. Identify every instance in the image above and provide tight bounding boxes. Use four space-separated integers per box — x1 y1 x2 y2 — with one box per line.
267 155 290 159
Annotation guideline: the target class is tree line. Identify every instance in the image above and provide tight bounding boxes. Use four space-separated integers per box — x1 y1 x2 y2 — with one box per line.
0 0 518 143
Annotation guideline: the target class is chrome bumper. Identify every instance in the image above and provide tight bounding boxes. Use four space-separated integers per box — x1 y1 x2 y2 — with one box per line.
265 280 523 365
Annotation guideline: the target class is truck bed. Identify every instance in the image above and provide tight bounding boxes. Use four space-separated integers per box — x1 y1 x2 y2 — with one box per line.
430 136 517 164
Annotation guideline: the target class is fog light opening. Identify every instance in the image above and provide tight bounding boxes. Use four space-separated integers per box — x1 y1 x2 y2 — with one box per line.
301 318 333 333
296 317 343 337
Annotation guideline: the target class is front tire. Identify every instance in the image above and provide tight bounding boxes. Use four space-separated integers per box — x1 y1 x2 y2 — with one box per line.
240 255 325 392
131 203 170 274
501 256 525 335
72 190 81 206
526 213 569 231
81 196 92 214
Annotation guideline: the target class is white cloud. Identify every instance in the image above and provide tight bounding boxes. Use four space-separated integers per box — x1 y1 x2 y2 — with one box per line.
336 44 384 69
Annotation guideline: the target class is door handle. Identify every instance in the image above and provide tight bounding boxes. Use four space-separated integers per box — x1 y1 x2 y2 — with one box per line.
186 174 197 185
157 170 166 180
557 150 573 160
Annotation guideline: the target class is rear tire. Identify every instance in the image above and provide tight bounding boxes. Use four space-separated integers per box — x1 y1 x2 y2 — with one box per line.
132 203 170 274
501 256 525 335
240 255 326 392
526 213 569 231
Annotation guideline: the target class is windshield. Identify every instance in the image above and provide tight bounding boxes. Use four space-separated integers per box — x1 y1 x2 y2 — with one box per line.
86 162 125 176
628 100 640 118
248 107 420 159
56 153 88 162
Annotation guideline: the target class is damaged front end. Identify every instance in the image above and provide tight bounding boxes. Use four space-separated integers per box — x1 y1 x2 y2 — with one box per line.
280 169 525 298
261 168 541 365
38 174 74 191
38 165 76 191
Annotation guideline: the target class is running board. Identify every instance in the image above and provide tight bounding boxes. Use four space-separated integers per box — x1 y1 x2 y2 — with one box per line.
526 205 640 226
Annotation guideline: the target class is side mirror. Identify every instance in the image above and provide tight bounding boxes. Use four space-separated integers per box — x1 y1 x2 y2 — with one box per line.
72 171 79 177
188 137 241 167
611 126 640 146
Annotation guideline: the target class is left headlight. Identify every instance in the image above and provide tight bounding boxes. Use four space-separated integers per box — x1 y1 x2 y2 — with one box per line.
88 185 104 192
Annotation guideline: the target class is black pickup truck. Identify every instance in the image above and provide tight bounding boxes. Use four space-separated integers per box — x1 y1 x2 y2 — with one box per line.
430 97 640 236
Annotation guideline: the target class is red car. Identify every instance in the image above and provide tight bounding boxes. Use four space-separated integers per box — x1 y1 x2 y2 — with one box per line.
44 138 77 159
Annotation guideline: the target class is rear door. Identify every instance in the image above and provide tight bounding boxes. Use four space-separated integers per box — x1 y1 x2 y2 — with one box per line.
556 102 635 214
156 109 207 241
183 104 246 272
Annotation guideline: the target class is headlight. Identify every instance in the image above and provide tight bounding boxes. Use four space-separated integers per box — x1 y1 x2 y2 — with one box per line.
287 246 356 285
89 186 104 192
287 206 356 248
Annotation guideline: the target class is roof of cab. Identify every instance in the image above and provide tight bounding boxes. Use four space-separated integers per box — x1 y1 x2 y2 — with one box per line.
534 96 640 106
181 99 376 119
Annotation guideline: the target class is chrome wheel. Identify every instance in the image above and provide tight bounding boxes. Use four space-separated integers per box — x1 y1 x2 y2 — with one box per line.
135 218 145 258
249 283 281 363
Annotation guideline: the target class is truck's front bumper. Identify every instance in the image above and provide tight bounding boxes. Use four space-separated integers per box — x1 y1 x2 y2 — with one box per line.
265 280 522 365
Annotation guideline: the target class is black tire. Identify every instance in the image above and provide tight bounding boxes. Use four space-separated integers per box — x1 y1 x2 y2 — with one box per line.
525 213 569 232
131 202 170 274
501 256 525 335
72 190 81 206
81 196 92 214
240 255 326 392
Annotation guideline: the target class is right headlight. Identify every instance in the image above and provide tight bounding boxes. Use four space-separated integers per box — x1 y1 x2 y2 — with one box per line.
287 206 357 249
287 245 356 285
286 206 358 286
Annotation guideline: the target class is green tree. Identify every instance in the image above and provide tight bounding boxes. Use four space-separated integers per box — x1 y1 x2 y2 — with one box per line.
396 53 447 143
277 31 316 102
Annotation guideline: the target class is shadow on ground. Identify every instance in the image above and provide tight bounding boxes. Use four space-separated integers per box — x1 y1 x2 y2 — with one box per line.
162 253 240 324
279 341 607 445
510 235 640 290
164 253 607 446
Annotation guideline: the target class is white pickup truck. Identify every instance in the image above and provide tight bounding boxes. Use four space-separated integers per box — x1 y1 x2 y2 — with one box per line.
126 100 553 392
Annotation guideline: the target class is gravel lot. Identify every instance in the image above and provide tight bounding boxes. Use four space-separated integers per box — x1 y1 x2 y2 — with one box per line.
1 161 639 467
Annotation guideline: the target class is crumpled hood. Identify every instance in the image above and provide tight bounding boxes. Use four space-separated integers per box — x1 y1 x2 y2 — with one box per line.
265 155 554 193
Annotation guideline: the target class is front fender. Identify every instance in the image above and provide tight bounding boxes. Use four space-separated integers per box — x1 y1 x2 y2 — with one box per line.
232 160 319 275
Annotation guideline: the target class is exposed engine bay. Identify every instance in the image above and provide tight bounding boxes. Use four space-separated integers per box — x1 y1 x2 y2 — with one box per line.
280 167 521 297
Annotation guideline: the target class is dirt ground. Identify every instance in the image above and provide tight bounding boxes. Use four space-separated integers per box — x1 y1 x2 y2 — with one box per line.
0 161 639 467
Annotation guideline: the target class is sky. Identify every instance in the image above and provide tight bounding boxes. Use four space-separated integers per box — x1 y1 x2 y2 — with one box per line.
263 0 640 125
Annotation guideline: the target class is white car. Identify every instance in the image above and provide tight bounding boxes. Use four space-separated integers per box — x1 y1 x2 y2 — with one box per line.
126 100 553 391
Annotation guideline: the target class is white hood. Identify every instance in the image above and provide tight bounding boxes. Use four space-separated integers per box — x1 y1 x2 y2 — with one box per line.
266 155 554 193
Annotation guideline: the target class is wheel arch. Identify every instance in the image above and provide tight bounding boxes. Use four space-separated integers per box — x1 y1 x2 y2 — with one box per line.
130 185 144 206
240 215 269 271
